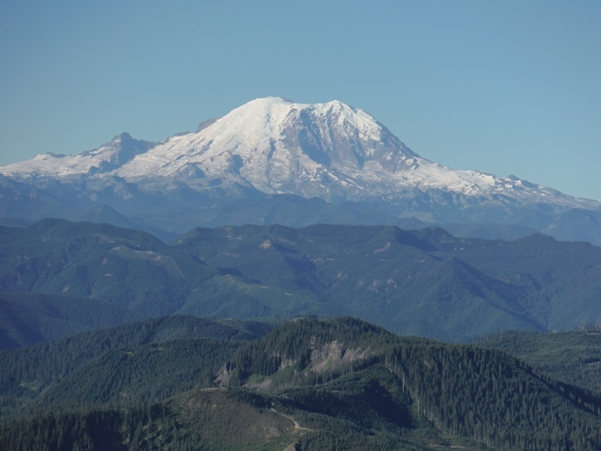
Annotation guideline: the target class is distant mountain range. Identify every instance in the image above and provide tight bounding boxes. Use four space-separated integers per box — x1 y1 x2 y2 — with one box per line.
3 219 601 344
1 97 600 244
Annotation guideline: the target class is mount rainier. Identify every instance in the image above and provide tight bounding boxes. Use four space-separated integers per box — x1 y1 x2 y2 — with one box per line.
1 97 600 242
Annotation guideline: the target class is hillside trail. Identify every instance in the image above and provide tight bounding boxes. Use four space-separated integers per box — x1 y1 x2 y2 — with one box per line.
269 407 317 432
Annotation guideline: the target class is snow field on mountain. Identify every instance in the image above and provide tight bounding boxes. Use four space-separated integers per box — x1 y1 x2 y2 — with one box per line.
1 97 598 210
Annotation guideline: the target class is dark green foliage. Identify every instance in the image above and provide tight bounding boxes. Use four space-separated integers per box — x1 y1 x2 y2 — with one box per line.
276 365 414 431
171 223 601 340
193 317 601 449
0 315 273 420
476 328 601 393
0 407 133 451
43 338 239 405
0 385 481 451
3 317 601 450
2 215 601 449
0 403 191 451
0 292 136 350
231 316 395 381
0 218 220 318
0 220 323 337
441 222 538 241
384 343 601 450
229 317 601 450
3 219 601 342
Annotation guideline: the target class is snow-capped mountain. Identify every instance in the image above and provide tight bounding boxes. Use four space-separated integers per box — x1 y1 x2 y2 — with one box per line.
1 132 154 179
3 97 596 209
1 97 599 238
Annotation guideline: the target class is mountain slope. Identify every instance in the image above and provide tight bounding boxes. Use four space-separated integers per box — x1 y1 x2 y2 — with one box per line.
0 315 274 419
3 317 601 450
3 219 601 342
1 97 599 241
0 219 330 324
0 132 153 179
117 98 597 214
173 223 601 339
3 98 596 211
476 329 601 393
227 317 601 449
0 292 135 349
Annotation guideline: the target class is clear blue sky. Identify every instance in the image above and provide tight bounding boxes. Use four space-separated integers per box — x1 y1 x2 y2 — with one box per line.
1 1 600 201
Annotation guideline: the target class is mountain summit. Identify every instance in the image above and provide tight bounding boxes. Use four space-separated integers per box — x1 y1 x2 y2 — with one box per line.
116 97 422 202
1 97 599 237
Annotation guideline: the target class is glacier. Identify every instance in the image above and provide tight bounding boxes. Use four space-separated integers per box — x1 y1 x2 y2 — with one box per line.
1 97 599 240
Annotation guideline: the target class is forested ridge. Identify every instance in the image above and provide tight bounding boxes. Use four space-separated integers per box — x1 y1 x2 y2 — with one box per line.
2 317 601 450
0 292 137 349
476 328 601 393
228 318 601 449
0 316 274 420
3 219 601 342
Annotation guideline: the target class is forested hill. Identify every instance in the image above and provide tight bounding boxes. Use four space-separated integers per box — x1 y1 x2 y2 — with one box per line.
0 292 137 349
2 317 601 450
0 315 274 416
3 219 601 342
476 328 601 393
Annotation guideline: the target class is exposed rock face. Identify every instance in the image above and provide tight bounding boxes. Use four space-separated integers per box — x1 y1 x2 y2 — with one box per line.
309 340 370 374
